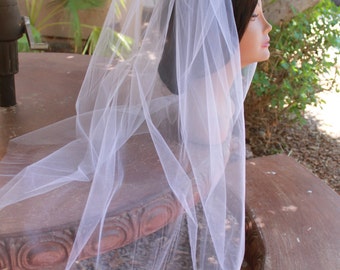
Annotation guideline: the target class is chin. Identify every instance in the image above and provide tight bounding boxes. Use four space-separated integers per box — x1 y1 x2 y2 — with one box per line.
241 51 271 67
257 52 270 63
260 56 270 62
263 50 271 60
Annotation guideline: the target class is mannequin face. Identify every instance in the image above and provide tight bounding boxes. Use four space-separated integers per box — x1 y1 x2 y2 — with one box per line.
240 0 272 67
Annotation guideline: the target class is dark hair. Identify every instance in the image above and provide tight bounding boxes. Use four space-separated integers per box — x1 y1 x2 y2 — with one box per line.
232 0 258 40
158 0 258 94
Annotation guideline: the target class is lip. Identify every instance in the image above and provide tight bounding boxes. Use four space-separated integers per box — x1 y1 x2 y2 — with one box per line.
262 39 270 48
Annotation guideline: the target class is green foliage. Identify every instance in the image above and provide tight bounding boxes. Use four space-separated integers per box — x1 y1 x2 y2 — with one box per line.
82 27 133 57
19 0 131 56
48 0 107 52
245 0 339 127
24 0 67 31
18 24 42 51
81 0 131 56
113 0 127 19
81 26 101 55
24 0 44 25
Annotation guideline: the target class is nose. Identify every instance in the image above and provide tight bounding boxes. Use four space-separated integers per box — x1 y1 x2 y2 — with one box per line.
264 17 272 33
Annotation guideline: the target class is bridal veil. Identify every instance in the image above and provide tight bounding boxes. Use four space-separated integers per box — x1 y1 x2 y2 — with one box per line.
0 0 256 269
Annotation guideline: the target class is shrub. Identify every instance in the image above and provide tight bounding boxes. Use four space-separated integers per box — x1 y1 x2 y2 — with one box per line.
245 0 339 153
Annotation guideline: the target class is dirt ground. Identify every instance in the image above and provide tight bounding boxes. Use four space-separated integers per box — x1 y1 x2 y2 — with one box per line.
246 89 340 195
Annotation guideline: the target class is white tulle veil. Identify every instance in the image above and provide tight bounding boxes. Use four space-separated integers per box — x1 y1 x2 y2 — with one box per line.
0 0 256 269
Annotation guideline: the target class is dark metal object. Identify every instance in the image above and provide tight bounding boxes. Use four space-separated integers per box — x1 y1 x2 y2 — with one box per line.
0 0 47 107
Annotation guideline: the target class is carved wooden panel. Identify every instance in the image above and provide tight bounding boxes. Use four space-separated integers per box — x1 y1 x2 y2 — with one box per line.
0 192 181 269
0 230 73 270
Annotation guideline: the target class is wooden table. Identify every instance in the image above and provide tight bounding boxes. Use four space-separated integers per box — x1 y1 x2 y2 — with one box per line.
1 53 339 270
246 154 340 270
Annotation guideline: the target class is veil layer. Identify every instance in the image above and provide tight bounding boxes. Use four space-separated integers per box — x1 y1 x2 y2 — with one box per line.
0 0 256 269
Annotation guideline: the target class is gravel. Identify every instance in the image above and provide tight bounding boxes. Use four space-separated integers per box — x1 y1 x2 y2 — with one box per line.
246 90 340 195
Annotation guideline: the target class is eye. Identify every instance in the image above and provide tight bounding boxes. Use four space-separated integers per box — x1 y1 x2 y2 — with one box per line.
250 13 259 21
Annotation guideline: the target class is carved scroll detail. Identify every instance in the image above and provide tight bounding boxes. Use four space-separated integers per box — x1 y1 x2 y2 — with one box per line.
0 192 182 269
0 230 75 270
81 213 137 259
80 192 181 259
17 230 74 269
0 240 9 270
140 193 180 237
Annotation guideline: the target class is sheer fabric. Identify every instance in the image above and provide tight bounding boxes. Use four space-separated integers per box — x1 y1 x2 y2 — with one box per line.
0 0 256 269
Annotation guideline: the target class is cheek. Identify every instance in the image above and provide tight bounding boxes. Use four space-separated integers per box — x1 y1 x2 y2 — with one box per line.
239 24 268 66
240 37 251 54
239 32 255 65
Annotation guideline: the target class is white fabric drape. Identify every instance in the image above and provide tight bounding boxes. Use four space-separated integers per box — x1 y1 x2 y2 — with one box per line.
0 0 256 269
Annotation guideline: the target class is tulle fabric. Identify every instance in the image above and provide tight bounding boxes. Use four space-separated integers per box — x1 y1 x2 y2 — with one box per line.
0 0 256 269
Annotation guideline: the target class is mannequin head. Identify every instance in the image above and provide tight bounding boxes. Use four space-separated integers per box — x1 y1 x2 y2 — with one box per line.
239 0 272 67
158 0 272 93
